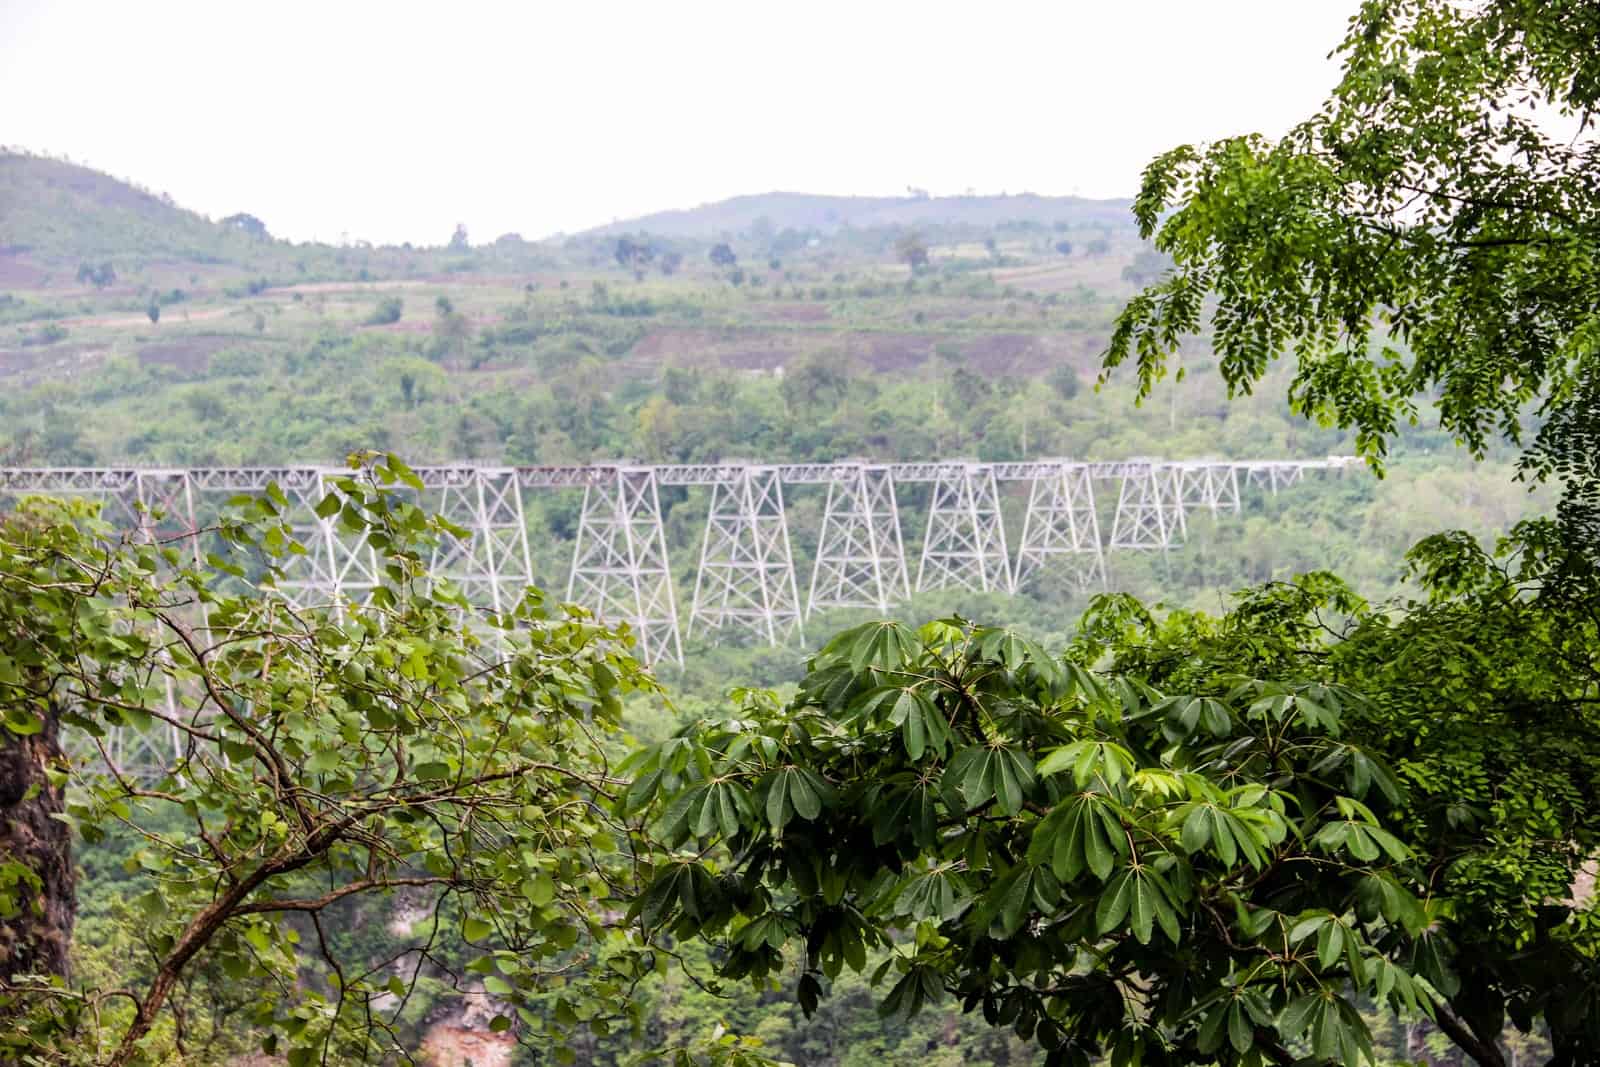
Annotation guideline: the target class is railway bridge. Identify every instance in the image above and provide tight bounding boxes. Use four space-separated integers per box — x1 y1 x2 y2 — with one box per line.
0 457 1357 666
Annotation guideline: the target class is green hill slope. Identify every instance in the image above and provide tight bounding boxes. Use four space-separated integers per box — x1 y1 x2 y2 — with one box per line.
0 152 277 269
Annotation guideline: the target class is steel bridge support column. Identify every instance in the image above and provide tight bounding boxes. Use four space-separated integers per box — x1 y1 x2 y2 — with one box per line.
808 465 908 616
133 470 201 772
688 467 802 646
429 468 533 615
273 469 365 612
917 463 1011 593
1174 463 1215 520
567 467 683 666
864 466 910 601
1216 465 1242 513
1013 462 1105 590
3 471 199 776
1109 461 1179 550
134 470 202 567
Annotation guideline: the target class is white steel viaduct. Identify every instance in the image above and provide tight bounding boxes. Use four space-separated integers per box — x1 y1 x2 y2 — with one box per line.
0 457 1357 667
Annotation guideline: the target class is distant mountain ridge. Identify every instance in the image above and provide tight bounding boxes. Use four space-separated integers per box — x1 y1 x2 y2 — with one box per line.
0 152 1134 274
580 190 1134 238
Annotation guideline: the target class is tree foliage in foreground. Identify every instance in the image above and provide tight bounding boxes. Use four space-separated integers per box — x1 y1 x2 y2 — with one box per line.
627 520 1600 1066
1105 0 1599 488
625 616 1436 1066
0 459 760 1066
1090 7 1600 1055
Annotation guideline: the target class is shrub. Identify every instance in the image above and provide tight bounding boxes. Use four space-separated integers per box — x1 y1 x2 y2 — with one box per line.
365 297 404 326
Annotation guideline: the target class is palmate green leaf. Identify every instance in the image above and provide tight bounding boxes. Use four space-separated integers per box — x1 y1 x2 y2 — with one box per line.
975 863 1059 937
846 685 903 725
765 769 791 831
1028 790 1126 882
869 779 938 847
894 866 969 921
1095 866 1181 945
1195 999 1228 1055
690 780 747 840
887 687 950 760
848 621 916 675
1178 804 1214 856
1289 913 1328 945
940 747 980 811
1196 697 1232 737
656 783 709 843
1064 661 1112 714
1411 929 1461 998
1095 870 1135 933
960 747 997 810
790 768 825 820
974 627 1028 670
1277 993 1320 1041
1036 739 1135 788
992 747 1036 816
1227 1001 1253 1054
1316 918 1345 972
1355 872 1427 934
622 767 663 816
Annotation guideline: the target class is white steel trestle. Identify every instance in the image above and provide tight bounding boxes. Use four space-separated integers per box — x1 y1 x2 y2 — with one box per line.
688 466 803 646
567 467 682 666
917 463 1012 595
0 457 1356 667
808 464 908 616
1013 461 1106 590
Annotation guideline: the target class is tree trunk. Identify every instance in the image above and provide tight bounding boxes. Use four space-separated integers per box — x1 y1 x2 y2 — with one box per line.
0 707 75 984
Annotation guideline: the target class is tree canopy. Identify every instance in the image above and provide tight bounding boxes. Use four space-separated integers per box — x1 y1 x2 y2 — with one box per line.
1104 0 1599 494
625 613 1435 1066
0 458 757 1066
627 523 1600 1066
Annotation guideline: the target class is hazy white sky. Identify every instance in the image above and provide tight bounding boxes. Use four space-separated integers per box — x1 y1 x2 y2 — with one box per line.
1 1 1358 246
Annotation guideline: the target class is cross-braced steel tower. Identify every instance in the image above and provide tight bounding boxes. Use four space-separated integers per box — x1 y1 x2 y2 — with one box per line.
426 467 534 614
567 466 683 666
917 463 1012 593
688 467 803 644
1109 461 1185 550
808 464 909 616
1173 461 1242 520
0 469 203 775
1013 462 1105 590
133 469 203 565
266 468 383 612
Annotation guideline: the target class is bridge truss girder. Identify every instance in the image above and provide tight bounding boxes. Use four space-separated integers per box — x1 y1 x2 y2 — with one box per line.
425 467 534 615
1109 462 1184 550
0 455 1359 685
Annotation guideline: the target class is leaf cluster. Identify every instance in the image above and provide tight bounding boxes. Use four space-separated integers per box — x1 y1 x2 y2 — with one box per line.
625 618 1439 1066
